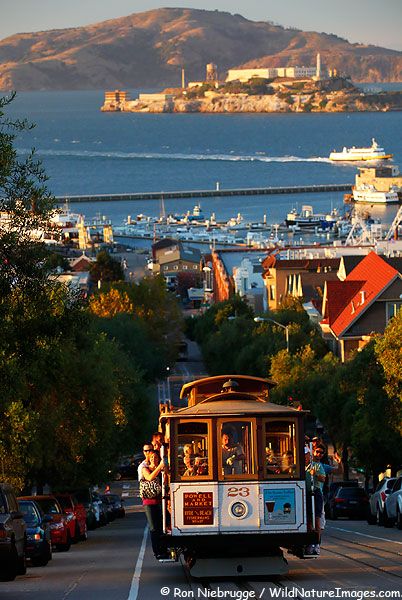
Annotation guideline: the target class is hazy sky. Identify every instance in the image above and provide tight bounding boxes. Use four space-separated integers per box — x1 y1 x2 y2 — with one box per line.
1 0 402 51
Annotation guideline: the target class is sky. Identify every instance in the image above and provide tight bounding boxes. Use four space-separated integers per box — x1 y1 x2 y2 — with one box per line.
1 0 402 51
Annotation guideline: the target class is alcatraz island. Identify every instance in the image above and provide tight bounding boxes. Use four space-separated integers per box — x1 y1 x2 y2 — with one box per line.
101 54 402 114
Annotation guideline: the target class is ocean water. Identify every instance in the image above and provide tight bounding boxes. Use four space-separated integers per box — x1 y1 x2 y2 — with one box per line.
5 90 402 226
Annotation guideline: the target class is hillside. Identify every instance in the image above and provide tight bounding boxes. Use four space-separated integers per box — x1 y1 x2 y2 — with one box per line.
0 8 401 91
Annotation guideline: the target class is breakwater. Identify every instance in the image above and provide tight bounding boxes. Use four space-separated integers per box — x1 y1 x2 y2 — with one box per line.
57 183 351 204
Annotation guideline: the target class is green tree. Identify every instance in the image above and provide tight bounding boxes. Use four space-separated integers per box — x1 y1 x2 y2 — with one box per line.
90 250 124 283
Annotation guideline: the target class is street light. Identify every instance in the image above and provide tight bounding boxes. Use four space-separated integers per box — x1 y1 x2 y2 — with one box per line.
254 316 290 353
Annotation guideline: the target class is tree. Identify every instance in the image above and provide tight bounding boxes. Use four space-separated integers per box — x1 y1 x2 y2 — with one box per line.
90 250 124 284
375 310 402 415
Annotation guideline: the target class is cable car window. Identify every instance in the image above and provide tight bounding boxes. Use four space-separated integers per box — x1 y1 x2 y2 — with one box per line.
265 420 297 479
177 422 210 479
220 421 255 478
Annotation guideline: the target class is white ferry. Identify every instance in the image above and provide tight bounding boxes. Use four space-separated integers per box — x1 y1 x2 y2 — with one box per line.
352 185 400 204
329 139 393 162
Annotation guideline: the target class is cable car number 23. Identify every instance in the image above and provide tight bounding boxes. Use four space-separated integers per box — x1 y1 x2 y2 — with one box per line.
227 487 250 497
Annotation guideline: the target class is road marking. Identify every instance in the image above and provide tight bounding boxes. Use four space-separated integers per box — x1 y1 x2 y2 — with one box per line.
127 525 149 600
328 526 402 545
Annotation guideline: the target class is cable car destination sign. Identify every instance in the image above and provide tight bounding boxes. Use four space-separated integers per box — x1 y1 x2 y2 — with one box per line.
183 492 214 525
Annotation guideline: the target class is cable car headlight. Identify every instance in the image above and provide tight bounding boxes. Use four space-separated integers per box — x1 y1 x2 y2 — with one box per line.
229 501 248 519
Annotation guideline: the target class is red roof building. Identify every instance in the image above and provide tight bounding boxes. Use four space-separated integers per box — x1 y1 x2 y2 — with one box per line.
320 252 402 361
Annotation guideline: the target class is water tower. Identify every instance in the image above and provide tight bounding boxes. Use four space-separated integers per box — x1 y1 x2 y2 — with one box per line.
206 63 218 84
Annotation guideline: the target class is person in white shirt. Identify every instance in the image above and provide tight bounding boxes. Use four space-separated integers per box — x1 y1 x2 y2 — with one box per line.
138 444 153 481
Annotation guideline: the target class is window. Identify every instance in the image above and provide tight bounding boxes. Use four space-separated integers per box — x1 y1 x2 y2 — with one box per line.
220 420 256 478
270 285 276 301
193 265 198 270
386 302 402 322
264 420 298 479
177 421 210 480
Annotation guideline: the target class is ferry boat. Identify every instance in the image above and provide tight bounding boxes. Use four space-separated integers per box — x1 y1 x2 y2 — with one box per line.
329 139 393 162
285 205 337 229
352 185 400 204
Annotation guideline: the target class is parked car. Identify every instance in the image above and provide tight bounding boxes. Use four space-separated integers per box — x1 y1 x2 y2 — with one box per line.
73 489 98 530
19 495 71 552
328 486 370 520
18 499 52 566
54 493 87 542
383 476 402 529
0 483 26 581
100 495 116 522
367 477 396 525
92 491 108 526
106 494 125 519
324 480 359 516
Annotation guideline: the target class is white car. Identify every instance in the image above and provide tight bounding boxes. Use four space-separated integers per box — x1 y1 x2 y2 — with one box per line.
383 476 402 529
367 477 396 525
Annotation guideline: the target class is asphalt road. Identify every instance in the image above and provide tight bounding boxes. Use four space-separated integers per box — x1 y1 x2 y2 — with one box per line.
3 496 401 600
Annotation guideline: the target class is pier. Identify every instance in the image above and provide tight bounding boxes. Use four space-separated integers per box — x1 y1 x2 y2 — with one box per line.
56 183 351 204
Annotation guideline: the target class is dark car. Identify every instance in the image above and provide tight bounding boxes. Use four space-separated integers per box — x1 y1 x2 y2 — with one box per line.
54 493 87 542
19 495 71 552
0 483 26 581
18 500 52 567
324 480 359 516
106 494 125 518
100 495 116 522
328 486 369 520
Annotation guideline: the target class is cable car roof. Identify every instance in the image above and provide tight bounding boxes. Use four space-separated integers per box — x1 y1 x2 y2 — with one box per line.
180 375 276 406
164 391 305 417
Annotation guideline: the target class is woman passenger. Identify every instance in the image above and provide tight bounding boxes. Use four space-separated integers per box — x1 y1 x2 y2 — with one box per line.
141 451 168 559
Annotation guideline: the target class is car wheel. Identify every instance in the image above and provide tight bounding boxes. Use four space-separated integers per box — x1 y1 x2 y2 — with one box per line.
0 545 19 581
16 551 27 576
31 555 49 567
397 508 402 531
80 526 88 542
57 532 71 552
73 523 81 543
383 507 393 528
376 505 384 526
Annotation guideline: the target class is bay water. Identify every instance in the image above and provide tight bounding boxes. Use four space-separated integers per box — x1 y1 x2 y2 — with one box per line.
6 90 402 227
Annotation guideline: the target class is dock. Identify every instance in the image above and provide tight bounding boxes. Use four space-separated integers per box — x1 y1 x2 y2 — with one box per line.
56 183 351 204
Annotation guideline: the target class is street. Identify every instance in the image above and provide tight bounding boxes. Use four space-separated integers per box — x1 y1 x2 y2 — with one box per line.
2 491 401 600
3 344 401 599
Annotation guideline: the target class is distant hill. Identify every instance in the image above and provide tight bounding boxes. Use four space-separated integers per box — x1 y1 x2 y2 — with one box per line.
0 8 401 91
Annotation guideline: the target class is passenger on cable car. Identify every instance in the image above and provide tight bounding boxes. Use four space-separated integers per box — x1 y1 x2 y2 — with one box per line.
281 450 296 477
304 446 326 556
221 431 245 475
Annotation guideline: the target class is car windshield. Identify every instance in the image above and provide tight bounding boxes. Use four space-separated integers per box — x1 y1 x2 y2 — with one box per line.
55 496 72 510
19 502 39 524
36 498 61 514
338 488 367 498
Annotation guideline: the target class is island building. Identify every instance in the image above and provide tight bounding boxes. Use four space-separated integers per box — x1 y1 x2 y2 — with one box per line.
188 63 220 89
101 90 131 111
226 53 325 83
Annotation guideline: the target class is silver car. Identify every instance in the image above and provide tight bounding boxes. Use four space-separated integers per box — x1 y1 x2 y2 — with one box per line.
383 476 402 529
367 477 396 525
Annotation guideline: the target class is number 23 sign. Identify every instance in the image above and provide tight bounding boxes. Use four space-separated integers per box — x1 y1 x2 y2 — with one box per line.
227 486 250 497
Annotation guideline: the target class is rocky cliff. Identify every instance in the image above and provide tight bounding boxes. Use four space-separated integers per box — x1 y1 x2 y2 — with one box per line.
1 8 402 91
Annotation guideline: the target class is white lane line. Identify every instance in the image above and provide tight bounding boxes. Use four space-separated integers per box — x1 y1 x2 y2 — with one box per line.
328 526 402 545
127 525 149 600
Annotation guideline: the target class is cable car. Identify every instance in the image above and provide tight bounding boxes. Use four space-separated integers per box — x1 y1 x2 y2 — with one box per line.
158 375 318 577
